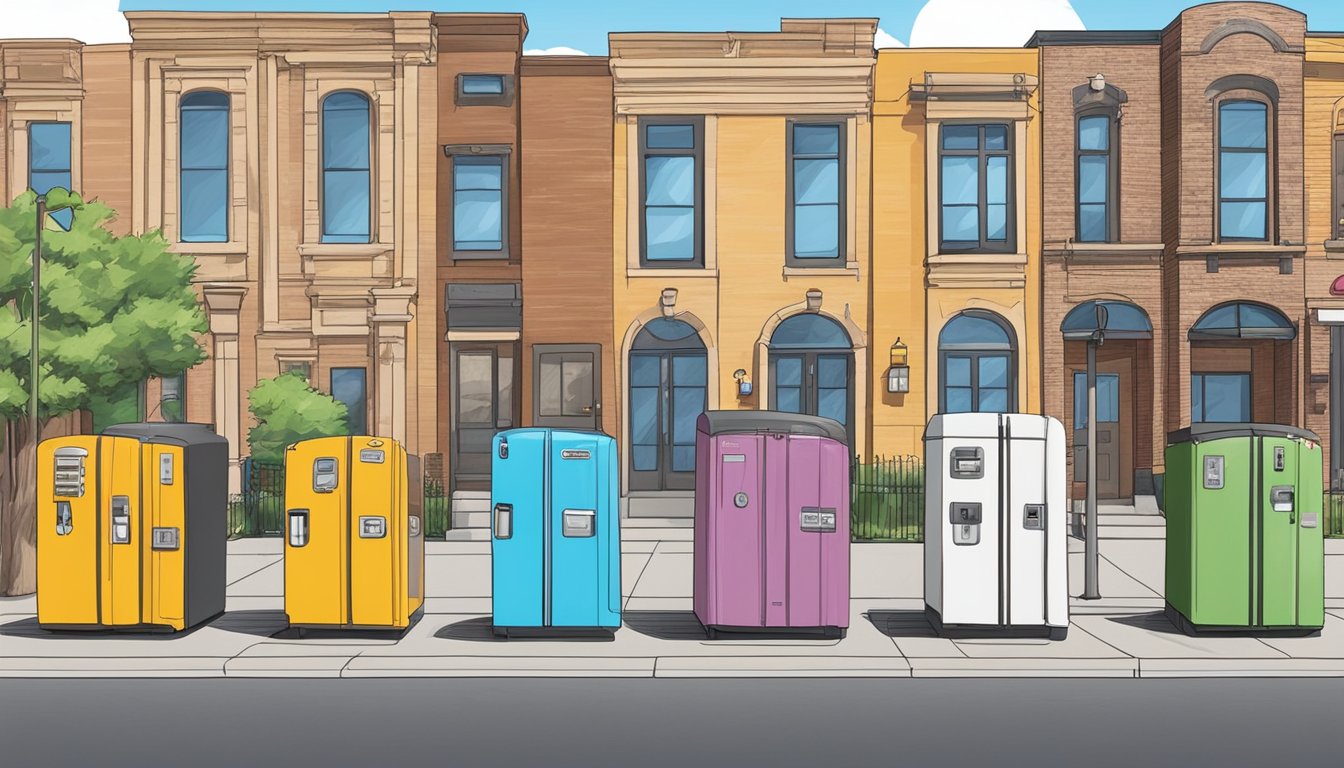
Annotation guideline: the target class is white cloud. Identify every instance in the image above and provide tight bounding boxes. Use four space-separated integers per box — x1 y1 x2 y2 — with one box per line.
874 28 906 49
0 1 129 44
523 46 589 56
909 0 1084 47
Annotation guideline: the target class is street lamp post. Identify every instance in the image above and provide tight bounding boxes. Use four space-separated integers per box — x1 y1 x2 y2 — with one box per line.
1081 303 1108 601
30 191 72 492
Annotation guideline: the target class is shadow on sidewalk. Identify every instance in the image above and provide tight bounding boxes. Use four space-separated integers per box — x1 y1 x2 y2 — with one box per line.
1109 610 1321 638
0 616 210 641
866 610 936 638
433 616 616 643
623 611 709 641
209 610 290 638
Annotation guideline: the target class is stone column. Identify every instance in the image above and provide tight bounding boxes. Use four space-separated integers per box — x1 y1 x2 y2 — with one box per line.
202 284 247 494
370 286 417 446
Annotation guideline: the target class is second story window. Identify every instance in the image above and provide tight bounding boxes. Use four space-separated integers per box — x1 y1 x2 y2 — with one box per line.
456 74 514 107
939 124 1012 253
452 153 507 256
29 121 73 229
1076 114 1115 243
1218 100 1269 241
179 91 230 243
787 121 845 265
640 117 704 267
321 92 372 244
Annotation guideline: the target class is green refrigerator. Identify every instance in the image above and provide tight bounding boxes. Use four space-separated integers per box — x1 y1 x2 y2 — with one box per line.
1165 423 1325 634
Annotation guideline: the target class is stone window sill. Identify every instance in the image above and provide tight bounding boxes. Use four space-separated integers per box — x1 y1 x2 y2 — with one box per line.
626 268 718 279
1324 240 1344 257
782 264 861 279
172 241 248 256
298 243 394 259
1174 243 1305 258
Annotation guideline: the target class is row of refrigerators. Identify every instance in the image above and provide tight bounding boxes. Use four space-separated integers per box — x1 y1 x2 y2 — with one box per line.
35 412 1327 639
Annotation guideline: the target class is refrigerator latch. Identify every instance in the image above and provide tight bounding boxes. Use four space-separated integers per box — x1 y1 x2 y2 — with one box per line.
1023 504 1045 530
563 509 596 538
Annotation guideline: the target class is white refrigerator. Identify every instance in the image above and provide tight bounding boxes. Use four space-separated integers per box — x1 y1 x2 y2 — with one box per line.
924 412 1068 639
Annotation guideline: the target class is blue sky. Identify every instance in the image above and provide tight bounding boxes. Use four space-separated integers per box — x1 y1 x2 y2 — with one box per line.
79 2 1344 53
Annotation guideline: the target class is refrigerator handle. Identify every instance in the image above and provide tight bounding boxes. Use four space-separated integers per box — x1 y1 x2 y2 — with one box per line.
494 503 513 540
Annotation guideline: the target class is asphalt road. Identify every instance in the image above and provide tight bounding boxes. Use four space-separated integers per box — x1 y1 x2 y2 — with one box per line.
1 678 1339 767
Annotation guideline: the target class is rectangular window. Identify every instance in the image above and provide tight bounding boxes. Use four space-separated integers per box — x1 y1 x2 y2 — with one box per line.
283 361 312 381
1191 372 1251 423
1334 134 1344 241
321 92 372 244
331 367 367 435
640 117 704 267
787 121 845 265
1076 114 1114 243
939 123 1013 253
1218 100 1268 241
452 155 506 254
160 373 185 423
456 74 514 107
179 92 230 242
29 122 73 230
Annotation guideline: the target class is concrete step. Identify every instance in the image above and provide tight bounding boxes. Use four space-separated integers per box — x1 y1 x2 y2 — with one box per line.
622 517 694 529
452 511 491 529
442 528 491 542
1094 514 1166 528
621 527 694 542
452 498 491 514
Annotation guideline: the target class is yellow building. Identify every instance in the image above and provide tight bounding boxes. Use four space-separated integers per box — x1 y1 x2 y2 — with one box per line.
872 48 1043 458
609 20 876 517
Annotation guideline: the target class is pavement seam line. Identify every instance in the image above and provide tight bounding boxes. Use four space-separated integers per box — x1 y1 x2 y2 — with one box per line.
1068 618 1138 659
623 540 660 612
227 558 283 588
1097 551 1163 599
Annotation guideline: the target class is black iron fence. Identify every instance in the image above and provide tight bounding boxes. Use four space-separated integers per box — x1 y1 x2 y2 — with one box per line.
1325 492 1344 538
228 459 453 540
851 455 924 542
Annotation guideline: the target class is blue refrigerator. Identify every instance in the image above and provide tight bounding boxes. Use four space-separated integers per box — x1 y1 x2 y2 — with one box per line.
491 428 621 635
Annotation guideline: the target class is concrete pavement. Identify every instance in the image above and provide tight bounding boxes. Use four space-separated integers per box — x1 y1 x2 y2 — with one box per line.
3 530 1343 679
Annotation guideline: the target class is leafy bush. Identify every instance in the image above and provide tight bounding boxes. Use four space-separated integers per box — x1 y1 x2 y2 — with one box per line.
246 372 348 464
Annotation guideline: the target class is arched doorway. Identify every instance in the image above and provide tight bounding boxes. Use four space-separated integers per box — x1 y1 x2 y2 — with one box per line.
1061 300 1154 500
628 318 707 491
938 310 1017 414
1188 302 1295 424
768 313 854 445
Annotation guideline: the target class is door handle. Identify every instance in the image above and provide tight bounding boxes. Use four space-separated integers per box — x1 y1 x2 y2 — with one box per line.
110 496 131 544
581 406 593 413
494 503 513 540
288 509 309 547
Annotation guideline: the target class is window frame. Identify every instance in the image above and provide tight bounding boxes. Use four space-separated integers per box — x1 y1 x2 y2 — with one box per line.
1334 131 1344 241
178 90 231 244
319 90 374 245
785 118 847 267
1075 109 1119 243
937 310 1018 414
330 366 369 436
638 116 705 269
444 145 512 260
1215 96 1273 243
938 122 1015 254
1190 371 1252 424
159 372 187 423
455 73 515 107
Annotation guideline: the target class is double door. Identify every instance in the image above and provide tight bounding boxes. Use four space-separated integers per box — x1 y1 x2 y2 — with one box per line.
770 352 852 445
452 343 518 491
712 434 848 629
1247 437 1323 627
492 431 609 628
628 352 706 491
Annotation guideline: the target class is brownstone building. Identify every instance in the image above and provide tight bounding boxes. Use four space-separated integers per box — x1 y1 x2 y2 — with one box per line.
1037 2 1310 504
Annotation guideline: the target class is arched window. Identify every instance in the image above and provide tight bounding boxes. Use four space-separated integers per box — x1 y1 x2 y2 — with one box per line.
180 91 230 242
629 318 707 491
321 92 372 244
1218 99 1269 241
767 313 853 443
1076 113 1115 243
939 311 1016 414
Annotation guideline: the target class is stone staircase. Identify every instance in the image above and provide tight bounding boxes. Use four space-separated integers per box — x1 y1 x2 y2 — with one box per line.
1069 495 1165 540
443 491 491 542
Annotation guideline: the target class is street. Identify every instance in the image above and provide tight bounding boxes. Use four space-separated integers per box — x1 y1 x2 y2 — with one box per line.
1 678 1339 767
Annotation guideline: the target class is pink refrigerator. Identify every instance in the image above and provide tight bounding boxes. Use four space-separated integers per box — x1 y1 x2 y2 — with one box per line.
693 411 850 638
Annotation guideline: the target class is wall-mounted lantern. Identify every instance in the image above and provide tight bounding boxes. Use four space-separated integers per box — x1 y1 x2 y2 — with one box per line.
733 369 753 398
1089 73 1106 92
887 338 910 394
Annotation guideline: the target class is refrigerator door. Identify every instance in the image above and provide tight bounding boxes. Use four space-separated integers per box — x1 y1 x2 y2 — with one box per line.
102 436 142 626
550 433 602 627
939 429 1001 627
349 438 396 628
784 435 823 628
284 437 348 627
1005 418 1046 627
714 434 765 628
37 438 101 627
1259 436 1299 627
816 436 851 629
492 431 547 628
1295 439 1326 628
1190 437 1253 627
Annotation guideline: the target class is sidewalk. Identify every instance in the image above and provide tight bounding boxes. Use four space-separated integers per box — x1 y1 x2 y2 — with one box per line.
2 530 1342 679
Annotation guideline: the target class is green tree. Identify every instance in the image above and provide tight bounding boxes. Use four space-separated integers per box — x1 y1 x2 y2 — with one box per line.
247 373 349 465
0 190 206 595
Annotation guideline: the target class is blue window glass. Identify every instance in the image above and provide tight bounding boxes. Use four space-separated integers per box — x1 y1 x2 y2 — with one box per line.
940 124 1013 251
29 122 73 230
642 121 701 265
791 123 843 260
939 311 1016 414
179 92 229 243
453 156 504 252
461 75 505 95
769 313 850 350
1192 373 1251 423
321 92 371 244
1218 101 1268 241
1076 115 1112 243
330 367 367 435
630 320 706 489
